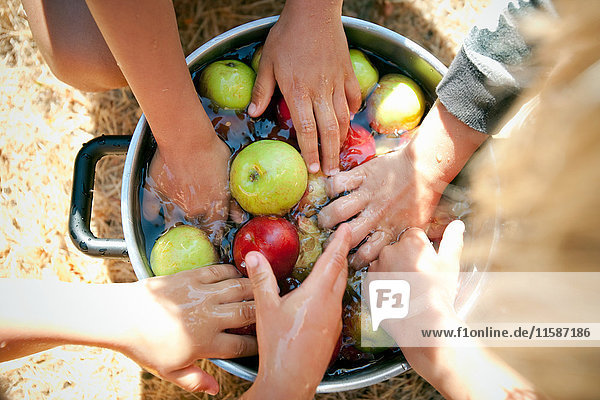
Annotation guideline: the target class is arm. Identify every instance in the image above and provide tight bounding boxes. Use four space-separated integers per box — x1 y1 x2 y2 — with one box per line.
317 0 555 268
0 265 258 395
84 0 231 223
242 225 352 400
248 0 362 176
437 0 555 133
371 222 541 400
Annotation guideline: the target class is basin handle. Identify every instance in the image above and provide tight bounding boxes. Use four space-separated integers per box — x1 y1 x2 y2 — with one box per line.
69 135 131 258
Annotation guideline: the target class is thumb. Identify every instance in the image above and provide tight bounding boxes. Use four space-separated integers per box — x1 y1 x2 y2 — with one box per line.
304 224 352 291
437 220 465 272
162 365 219 395
245 251 279 308
248 62 276 117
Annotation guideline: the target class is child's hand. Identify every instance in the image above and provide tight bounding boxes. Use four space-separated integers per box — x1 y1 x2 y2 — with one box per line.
149 136 231 230
125 264 257 395
318 101 487 268
369 222 538 400
369 220 465 323
242 225 352 400
318 148 443 269
247 0 361 176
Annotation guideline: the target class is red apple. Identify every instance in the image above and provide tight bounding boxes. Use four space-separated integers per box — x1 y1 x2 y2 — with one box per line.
340 124 376 171
276 96 294 132
233 216 300 280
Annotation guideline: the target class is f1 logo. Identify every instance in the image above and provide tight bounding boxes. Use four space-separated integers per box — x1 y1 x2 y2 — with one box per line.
369 280 411 330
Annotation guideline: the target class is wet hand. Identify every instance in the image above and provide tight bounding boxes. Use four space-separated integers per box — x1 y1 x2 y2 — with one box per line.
369 220 465 319
318 148 445 269
247 5 361 176
318 101 487 269
126 264 257 395
242 225 352 400
148 135 231 231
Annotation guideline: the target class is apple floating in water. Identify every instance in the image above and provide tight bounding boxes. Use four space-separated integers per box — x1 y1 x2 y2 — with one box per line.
344 298 392 354
340 124 376 171
229 140 308 216
198 59 256 110
367 74 425 134
292 215 328 282
251 45 263 73
150 225 218 276
349 49 379 100
296 171 328 217
233 216 300 280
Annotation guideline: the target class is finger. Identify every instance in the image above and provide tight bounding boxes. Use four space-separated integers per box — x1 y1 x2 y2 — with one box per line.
344 72 362 113
244 251 279 309
248 61 275 117
288 93 320 173
437 220 465 271
345 212 380 248
161 365 219 395
332 270 348 297
304 224 352 291
212 277 254 304
318 190 370 229
313 97 340 176
333 85 350 146
215 301 256 330
349 230 393 270
189 264 242 284
397 227 437 271
399 227 431 247
326 168 365 197
212 333 258 359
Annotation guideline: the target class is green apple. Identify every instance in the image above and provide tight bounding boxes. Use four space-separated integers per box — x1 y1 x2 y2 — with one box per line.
349 49 379 100
230 140 308 216
150 225 218 276
296 171 329 217
345 298 393 354
251 45 263 73
198 59 256 110
367 74 426 134
292 215 329 281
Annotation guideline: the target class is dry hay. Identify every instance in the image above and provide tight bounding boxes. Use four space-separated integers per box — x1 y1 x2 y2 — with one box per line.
0 0 488 398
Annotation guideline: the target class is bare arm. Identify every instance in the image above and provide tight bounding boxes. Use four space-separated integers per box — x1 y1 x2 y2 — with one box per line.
84 0 231 223
249 0 361 175
372 223 542 400
0 265 258 394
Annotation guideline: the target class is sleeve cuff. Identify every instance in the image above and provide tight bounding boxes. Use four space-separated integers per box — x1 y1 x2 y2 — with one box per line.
436 47 519 135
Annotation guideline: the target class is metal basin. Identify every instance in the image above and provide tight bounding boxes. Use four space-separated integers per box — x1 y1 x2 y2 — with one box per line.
69 16 468 393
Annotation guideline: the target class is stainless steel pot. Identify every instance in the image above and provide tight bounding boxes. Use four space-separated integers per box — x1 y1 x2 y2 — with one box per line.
69 16 458 393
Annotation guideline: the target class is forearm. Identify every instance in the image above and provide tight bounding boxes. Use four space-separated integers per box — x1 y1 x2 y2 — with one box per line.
242 375 318 400
282 0 343 19
388 313 538 400
0 280 136 362
84 0 216 153
407 100 488 193
404 345 539 400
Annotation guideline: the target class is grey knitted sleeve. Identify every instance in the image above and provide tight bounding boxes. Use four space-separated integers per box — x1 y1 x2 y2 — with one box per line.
436 0 555 134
